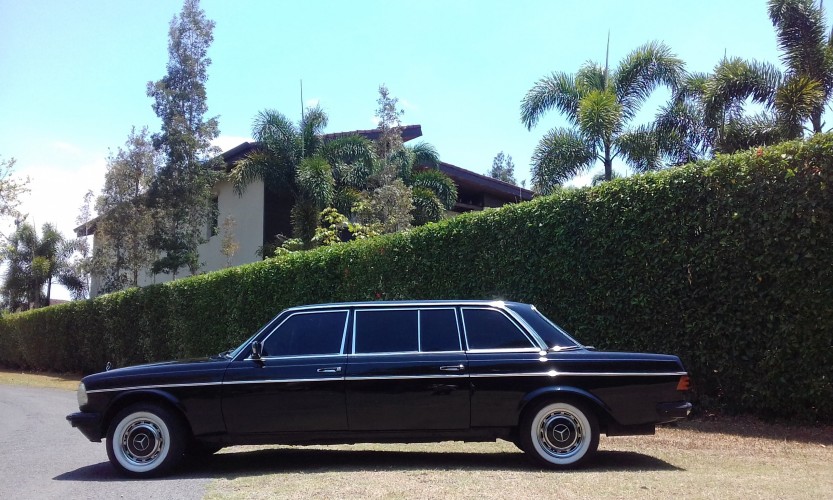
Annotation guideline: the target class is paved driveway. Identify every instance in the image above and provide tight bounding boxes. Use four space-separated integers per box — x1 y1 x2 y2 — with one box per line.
0 385 211 500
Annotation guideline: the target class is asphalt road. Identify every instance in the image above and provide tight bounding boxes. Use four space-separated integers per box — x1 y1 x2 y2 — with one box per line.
0 385 211 500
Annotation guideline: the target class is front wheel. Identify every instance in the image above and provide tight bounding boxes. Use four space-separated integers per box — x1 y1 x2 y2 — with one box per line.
519 400 599 469
106 403 187 477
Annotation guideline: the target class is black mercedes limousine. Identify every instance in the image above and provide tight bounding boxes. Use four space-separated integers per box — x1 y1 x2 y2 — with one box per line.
67 300 691 476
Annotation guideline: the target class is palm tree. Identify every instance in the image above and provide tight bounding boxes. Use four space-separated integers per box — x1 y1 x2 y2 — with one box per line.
387 142 458 225
521 40 684 192
2 222 86 311
658 1 832 157
230 107 375 248
769 0 833 134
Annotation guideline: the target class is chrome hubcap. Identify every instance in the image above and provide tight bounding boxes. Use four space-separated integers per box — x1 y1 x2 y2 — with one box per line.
121 419 163 466
538 410 583 457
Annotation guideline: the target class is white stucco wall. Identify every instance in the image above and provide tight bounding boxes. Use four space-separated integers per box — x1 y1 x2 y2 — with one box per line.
91 178 265 297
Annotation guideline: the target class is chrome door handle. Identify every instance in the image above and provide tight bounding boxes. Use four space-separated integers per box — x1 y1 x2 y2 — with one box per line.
317 366 342 373
440 365 465 372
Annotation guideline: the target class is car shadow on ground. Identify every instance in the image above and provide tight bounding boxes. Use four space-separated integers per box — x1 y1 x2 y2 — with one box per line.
54 448 681 481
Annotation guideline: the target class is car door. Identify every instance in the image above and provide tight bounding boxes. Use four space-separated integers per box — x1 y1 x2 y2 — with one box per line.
222 309 350 434
462 306 548 428
345 307 470 430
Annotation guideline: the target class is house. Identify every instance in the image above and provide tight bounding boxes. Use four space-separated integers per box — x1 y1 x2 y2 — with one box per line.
78 125 533 297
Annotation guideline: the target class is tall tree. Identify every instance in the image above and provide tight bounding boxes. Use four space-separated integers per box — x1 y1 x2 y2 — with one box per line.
521 41 684 192
488 151 517 184
769 0 833 134
146 0 220 278
1 222 86 311
369 86 457 226
93 127 158 292
230 107 375 248
0 156 29 239
374 84 405 180
659 1 833 158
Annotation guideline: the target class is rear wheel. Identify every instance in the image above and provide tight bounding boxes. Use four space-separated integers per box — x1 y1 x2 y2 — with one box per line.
106 403 187 477
520 400 599 469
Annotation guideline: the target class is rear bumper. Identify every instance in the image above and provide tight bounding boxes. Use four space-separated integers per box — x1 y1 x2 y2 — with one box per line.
66 412 104 442
656 401 692 423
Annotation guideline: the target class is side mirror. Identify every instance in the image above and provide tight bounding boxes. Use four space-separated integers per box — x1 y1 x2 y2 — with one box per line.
251 341 263 360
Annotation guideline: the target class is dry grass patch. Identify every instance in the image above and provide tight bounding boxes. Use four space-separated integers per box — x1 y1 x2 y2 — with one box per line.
201 418 832 500
0 369 80 390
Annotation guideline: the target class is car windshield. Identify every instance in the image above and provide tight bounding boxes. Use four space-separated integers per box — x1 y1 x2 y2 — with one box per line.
506 303 582 350
226 332 258 359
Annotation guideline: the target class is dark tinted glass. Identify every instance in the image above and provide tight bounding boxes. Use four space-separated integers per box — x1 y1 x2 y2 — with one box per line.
263 311 347 356
355 310 418 353
505 303 579 348
419 309 460 352
463 308 535 350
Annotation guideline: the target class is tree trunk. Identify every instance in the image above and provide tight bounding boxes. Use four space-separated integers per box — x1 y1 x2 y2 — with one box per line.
46 278 52 307
812 110 823 134
603 140 613 181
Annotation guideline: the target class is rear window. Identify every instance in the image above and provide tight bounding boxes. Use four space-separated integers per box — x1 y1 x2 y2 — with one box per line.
505 303 580 348
462 308 536 350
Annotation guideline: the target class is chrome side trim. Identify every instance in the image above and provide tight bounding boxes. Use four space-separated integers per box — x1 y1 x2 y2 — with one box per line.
87 371 688 393
345 374 468 381
469 371 689 378
223 378 339 385
87 381 221 394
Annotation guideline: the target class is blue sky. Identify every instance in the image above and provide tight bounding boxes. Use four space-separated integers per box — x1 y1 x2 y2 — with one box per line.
1 1 783 295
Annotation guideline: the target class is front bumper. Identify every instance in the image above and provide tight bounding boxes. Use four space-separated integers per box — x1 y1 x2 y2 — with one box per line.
66 412 103 442
656 401 692 423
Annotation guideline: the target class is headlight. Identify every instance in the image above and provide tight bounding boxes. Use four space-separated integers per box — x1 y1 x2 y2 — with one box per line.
77 382 88 408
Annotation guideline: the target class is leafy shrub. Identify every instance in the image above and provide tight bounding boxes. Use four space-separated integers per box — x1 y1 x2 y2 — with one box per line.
1 135 831 422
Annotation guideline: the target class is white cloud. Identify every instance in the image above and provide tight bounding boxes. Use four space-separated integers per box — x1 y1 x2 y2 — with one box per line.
399 98 418 111
51 141 83 155
305 98 320 108
369 116 381 127
15 156 107 234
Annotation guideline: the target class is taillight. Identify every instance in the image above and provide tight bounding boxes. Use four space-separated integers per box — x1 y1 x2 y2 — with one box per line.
676 375 691 391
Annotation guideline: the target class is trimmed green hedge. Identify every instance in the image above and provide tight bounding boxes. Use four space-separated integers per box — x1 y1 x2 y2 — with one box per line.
1 134 832 422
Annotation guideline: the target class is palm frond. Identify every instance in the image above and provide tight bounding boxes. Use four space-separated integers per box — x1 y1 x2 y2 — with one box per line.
411 187 445 226
576 62 608 92
531 128 596 193
719 113 783 154
321 135 376 188
408 142 440 169
296 156 334 208
577 90 623 145
774 75 825 138
410 169 457 210
615 125 663 173
768 0 832 84
614 40 684 120
300 106 328 158
520 72 582 129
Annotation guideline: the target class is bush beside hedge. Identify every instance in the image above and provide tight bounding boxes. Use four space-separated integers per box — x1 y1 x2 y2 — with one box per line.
1 134 831 422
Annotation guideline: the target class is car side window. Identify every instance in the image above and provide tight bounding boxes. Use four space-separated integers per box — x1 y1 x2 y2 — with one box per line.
354 309 418 353
462 308 536 350
262 311 348 357
419 308 461 352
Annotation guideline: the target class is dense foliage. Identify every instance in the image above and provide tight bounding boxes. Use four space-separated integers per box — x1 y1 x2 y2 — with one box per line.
1 135 831 422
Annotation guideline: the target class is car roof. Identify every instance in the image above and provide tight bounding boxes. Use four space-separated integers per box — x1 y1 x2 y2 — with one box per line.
285 300 527 312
